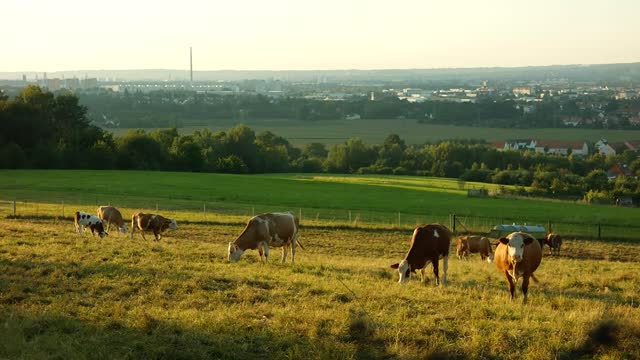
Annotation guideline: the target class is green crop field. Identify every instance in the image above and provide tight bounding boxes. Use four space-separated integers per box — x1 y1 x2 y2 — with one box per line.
106 119 640 145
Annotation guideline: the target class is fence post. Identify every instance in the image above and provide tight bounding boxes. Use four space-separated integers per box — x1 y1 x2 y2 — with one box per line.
598 223 601 240
547 221 551 233
203 203 206 222
398 212 401 228
13 199 16 217
252 207 255 216
156 202 159 211
453 214 457 235
299 208 302 223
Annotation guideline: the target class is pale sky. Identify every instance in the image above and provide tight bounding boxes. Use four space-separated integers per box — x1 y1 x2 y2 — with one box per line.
3 0 639 72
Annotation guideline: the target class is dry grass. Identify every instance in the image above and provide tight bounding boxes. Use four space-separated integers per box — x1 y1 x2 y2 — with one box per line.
1 216 639 359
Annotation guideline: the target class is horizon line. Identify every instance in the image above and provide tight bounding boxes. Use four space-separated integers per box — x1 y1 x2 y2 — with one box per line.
3 60 640 74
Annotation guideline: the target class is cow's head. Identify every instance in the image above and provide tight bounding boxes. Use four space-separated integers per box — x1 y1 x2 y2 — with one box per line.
119 224 129 234
498 232 533 263
390 260 411 284
456 237 468 259
168 219 178 230
93 221 108 238
228 242 243 262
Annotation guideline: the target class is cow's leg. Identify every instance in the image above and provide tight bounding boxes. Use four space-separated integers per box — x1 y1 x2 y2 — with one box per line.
140 231 147 241
281 244 288 263
291 237 297 264
522 274 531 304
505 271 516 300
262 242 270 263
155 231 161 241
432 257 440 286
442 255 448 285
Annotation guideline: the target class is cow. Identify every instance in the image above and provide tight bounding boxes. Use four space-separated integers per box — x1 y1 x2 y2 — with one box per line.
456 235 493 263
494 231 542 304
390 224 451 286
130 212 177 241
74 211 108 238
544 233 562 256
228 212 303 264
97 206 128 234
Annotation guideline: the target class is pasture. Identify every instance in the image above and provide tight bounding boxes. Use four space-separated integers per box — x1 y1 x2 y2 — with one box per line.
1 215 639 359
105 119 640 145
1 170 639 358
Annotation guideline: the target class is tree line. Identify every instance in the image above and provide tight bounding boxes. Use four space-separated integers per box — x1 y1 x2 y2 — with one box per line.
2 86 639 203
78 89 640 129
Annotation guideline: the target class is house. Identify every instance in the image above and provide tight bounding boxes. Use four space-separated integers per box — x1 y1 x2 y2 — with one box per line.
622 140 640 152
533 140 589 156
504 139 536 151
595 139 616 156
607 163 635 181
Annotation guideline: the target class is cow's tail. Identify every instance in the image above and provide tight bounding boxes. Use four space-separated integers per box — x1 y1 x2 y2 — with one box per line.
296 237 306 250
530 273 539 284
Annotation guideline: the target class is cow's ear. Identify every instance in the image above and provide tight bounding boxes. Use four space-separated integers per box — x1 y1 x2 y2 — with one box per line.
390 263 399 269
498 237 509 245
524 237 534 245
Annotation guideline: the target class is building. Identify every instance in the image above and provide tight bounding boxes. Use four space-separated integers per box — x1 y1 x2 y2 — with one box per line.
512 87 532 96
595 139 616 156
533 140 588 156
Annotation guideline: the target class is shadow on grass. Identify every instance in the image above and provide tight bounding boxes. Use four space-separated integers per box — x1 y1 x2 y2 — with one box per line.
0 310 365 360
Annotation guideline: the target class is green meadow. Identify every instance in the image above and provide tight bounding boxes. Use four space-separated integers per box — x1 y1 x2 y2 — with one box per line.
0 170 636 228
105 119 640 145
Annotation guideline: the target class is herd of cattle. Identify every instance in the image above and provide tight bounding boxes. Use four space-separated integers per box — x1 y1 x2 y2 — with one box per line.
73 207 562 304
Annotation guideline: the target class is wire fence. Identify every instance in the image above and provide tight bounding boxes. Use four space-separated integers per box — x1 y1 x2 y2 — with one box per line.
1 198 638 241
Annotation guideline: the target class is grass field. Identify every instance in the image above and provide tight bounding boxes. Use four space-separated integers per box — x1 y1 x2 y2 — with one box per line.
1 170 639 358
2 170 639 242
105 119 640 145
1 216 639 359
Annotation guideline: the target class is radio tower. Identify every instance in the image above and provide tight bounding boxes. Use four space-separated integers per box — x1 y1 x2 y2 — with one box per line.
190 47 193 83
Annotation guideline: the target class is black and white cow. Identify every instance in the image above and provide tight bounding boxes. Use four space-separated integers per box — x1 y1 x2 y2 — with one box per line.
74 211 108 238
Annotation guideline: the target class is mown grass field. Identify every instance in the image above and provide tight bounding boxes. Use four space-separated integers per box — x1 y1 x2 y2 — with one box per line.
1 170 637 229
1 215 639 359
106 119 640 145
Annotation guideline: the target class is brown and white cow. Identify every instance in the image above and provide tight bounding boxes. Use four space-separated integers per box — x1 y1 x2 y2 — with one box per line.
494 231 542 304
456 235 493 263
97 206 128 234
74 211 108 238
390 224 451 286
544 233 562 256
130 212 178 241
228 212 303 263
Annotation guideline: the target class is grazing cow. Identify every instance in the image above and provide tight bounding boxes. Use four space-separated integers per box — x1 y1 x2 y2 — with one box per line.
228 212 303 263
74 211 108 238
494 232 542 304
390 224 451 285
130 212 177 241
97 206 128 234
544 233 562 256
456 235 494 263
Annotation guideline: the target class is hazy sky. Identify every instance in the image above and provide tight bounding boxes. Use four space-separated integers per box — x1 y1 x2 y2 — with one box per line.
4 0 640 71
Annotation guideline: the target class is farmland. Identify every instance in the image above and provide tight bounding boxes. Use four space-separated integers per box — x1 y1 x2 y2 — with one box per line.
105 119 640 145
1 170 639 358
